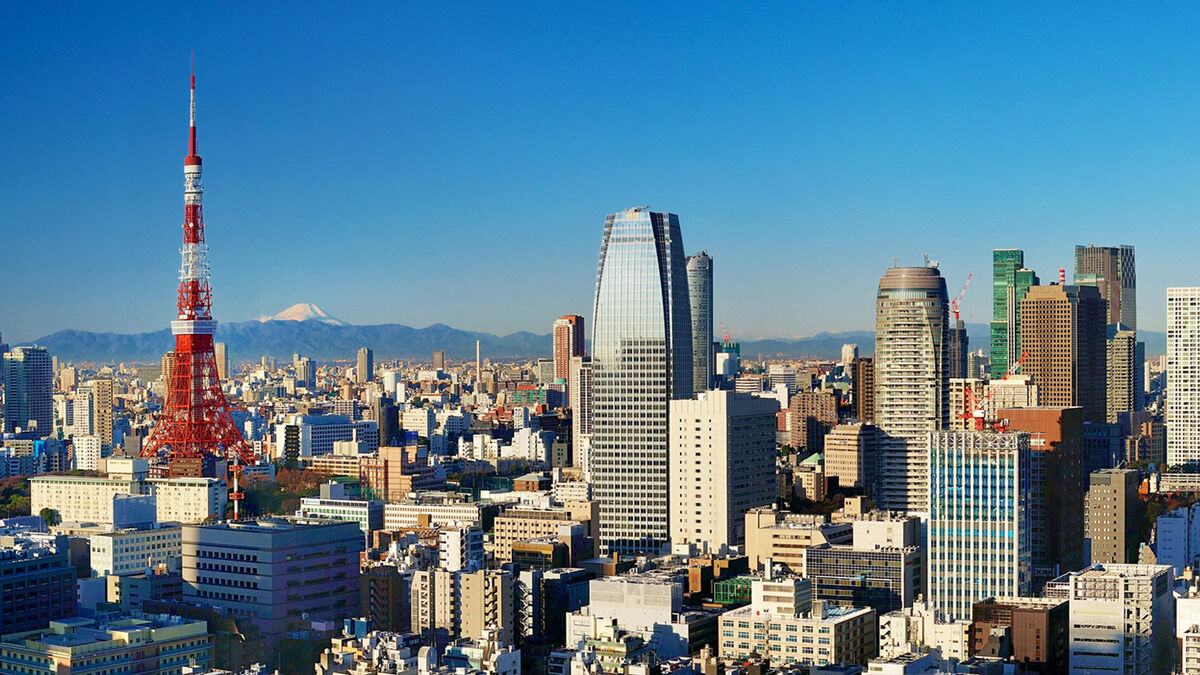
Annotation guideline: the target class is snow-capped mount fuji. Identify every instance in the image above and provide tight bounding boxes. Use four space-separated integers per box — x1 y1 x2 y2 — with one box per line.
259 303 347 326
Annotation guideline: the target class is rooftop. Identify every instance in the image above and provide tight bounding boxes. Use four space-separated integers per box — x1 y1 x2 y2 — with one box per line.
197 517 359 533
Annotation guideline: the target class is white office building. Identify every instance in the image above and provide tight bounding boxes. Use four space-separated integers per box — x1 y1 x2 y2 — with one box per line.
1066 564 1174 674
1152 504 1200 576
73 436 103 471
402 407 436 439
274 414 379 458
90 523 182 576
668 390 777 553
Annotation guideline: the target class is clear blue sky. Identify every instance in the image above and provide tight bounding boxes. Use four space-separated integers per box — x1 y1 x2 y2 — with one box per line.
3 3 1199 344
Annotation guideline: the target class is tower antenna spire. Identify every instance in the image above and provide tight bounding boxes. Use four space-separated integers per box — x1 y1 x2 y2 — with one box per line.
189 53 197 156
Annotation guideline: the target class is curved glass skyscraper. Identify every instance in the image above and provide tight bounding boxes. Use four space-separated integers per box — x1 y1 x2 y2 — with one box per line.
591 207 692 555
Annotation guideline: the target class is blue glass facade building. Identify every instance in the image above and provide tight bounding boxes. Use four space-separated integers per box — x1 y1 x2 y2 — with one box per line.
927 429 1032 621
590 207 692 555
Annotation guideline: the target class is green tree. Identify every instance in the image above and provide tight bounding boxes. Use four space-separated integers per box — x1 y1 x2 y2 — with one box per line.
39 507 60 527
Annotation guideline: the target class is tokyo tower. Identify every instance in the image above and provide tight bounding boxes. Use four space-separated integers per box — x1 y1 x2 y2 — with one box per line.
141 69 255 474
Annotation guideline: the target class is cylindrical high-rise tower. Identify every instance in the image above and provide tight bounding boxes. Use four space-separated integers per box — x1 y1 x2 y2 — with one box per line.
874 265 949 513
142 70 254 475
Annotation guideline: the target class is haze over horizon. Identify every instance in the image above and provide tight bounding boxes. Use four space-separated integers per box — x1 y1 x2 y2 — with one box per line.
4 3 1198 344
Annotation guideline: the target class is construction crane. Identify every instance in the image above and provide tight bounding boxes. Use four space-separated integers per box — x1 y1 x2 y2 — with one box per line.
960 351 1029 431
951 273 973 323
720 321 732 345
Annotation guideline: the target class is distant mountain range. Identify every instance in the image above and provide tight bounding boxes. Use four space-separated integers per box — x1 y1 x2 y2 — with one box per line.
29 305 1166 364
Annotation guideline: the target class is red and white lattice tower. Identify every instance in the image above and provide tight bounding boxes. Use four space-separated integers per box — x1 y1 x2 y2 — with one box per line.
142 68 255 481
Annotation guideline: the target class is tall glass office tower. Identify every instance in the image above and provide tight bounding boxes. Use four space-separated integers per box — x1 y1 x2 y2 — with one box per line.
687 252 714 395
990 249 1038 377
591 207 693 555
1075 244 1136 330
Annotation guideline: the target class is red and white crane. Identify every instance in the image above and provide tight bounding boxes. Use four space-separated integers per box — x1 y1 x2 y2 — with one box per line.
951 273 973 323
959 351 1029 432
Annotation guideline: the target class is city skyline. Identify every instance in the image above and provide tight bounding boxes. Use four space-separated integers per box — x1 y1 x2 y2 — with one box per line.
5 4 1200 343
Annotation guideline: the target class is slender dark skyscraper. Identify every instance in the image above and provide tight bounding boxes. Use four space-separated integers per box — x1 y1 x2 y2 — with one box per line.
1074 244 1136 330
686 252 713 394
947 318 968 380
591 207 692 555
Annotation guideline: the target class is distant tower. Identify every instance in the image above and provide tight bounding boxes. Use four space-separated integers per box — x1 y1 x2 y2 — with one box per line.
141 69 253 474
356 347 374 384
841 344 858 364
3 346 53 436
1075 245 1136 329
553 315 585 392
686 252 714 394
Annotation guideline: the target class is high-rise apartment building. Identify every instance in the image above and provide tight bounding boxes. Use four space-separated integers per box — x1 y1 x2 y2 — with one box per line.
79 378 114 448
356 347 373 384
668 390 777 553
3 346 53 436
851 356 874 423
686 251 713 395
553 315 586 389
787 390 838 453
1065 564 1173 675
1002 406 1086 583
823 423 879 492
161 350 175 392
928 430 1033 621
991 249 1039 377
1107 326 1138 424
411 568 515 644
1075 244 1136 330
1084 468 1140 564
1168 288 1200 465
874 265 948 512
1019 284 1107 424
568 355 592 478
590 207 692 555
841 343 858 364
214 341 229 380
